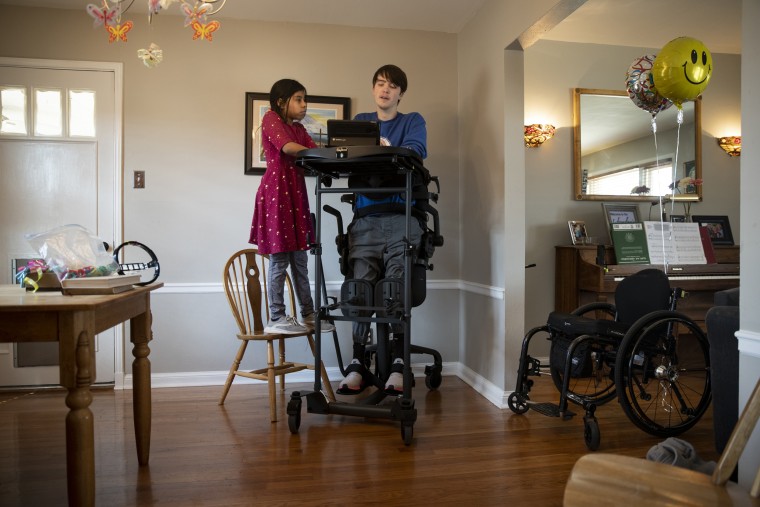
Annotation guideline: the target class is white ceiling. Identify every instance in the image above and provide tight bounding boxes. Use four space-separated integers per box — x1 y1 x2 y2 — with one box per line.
0 0 742 52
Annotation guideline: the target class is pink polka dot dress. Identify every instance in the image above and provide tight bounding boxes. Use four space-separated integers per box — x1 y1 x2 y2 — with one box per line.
249 109 316 254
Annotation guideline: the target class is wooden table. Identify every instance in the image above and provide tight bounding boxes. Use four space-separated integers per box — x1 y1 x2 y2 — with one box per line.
0 283 162 507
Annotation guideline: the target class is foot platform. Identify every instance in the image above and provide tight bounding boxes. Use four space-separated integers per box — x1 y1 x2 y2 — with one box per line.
528 401 575 419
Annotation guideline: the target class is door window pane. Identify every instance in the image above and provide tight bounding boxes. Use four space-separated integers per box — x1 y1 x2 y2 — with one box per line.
0 87 27 135
34 88 63 136
69 89 95 137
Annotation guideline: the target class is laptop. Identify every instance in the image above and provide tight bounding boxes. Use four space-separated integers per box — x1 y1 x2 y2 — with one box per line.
326 120 380 147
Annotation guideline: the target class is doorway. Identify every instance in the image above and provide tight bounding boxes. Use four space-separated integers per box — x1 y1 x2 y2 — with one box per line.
0 57 123 387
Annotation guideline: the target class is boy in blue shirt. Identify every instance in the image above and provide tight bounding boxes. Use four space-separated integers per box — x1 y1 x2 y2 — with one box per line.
337 64 427 396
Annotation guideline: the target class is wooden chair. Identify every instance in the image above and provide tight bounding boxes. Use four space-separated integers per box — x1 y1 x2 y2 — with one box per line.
218 248 334 422
564 377 760 506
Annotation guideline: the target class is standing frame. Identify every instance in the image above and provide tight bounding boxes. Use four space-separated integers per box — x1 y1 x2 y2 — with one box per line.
244 93 351 175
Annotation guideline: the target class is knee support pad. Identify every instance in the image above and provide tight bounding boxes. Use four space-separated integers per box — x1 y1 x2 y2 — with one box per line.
341 279 374 317
375 277 404 317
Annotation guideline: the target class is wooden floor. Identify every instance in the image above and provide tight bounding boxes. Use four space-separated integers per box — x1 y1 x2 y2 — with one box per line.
0 374 718 507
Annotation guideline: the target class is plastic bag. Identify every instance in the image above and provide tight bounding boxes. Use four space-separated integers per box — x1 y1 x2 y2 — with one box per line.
25 224 119 280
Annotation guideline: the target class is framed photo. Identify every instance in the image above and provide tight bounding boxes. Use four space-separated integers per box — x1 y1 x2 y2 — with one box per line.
568 220 589 245
602 203 640 241
684 159 696 179
670 215 686 223
244 92 351 175
692 215 734 245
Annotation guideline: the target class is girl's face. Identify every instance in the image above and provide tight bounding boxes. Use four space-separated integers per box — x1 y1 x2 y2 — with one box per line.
280 91 307 123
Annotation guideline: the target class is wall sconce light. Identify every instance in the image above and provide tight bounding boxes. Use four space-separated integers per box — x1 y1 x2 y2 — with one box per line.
717 136 741 157
524 124 556 148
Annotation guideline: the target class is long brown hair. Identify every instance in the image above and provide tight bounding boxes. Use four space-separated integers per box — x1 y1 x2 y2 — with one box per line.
269 79 307 121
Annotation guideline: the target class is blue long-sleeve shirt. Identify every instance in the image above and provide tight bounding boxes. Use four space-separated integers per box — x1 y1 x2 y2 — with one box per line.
353 111 427 159
352 112 427 211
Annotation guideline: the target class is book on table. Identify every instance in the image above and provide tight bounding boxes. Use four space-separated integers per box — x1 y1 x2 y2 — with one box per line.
61 274 141 294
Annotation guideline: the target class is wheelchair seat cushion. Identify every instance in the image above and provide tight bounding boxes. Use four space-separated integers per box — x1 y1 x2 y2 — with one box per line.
546 312 628 339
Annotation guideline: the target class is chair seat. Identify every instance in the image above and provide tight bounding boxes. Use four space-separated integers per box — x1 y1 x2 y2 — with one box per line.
564 453 758 507
547 311 627 338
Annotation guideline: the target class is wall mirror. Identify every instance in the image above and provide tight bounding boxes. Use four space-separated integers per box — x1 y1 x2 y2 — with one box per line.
573 87 702 202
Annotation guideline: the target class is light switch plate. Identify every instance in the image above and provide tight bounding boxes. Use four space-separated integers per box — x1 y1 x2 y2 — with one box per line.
134 170 145 189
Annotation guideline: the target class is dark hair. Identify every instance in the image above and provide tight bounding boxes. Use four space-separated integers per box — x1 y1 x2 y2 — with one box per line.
269 79 307 120
372 64 407 94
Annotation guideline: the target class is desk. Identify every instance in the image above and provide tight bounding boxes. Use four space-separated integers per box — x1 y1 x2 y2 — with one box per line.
0 283 162 507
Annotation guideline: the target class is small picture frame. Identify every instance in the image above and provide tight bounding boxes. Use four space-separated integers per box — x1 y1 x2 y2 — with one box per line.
691 215 734 245
568 220 589 245
602 203 641 242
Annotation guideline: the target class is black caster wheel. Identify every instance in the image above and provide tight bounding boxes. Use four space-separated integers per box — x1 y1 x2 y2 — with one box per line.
508 392 530 414
425 368 442 390
584 417 600 451
401 423 414 445
287 396 302 434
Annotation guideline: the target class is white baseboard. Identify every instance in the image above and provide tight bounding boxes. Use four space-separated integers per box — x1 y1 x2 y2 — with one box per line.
122 361 460 390
120 362 521 411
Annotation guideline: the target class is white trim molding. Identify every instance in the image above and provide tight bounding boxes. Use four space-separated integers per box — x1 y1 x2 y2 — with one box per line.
737 329 760 359
123 361 460 389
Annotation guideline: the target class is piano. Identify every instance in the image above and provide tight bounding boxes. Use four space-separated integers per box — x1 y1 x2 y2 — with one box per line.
555 244 740 328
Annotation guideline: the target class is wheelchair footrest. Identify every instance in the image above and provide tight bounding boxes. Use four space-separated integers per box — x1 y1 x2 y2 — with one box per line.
528 402 575 419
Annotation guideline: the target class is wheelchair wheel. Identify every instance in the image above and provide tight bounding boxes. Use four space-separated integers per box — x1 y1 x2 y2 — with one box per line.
287 395 302 434
508 392 529 414
614 311 711 437
549 302 617 405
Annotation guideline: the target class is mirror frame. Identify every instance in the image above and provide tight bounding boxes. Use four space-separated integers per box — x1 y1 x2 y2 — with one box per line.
572 87 702 202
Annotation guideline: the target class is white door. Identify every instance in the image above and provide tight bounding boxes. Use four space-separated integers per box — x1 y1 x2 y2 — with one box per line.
0 58 123 387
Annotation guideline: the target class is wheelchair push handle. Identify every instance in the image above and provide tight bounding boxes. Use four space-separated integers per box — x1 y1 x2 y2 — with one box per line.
323 204 344 236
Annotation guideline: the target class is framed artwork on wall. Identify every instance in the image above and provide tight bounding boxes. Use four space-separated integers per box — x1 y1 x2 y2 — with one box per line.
244 93 351 175
692 215 734 245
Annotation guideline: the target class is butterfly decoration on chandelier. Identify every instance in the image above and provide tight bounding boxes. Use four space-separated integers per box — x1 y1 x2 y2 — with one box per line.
137 43 163 68
86 0 226 47
107 21 134 43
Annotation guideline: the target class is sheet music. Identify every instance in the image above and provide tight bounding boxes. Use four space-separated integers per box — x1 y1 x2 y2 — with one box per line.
644 221 707 265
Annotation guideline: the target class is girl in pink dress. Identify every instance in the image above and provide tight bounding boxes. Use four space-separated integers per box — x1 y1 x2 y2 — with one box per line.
249 79 332 334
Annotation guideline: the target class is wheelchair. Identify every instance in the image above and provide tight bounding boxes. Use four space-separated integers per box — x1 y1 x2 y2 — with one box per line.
508 268 712 451
287 146 444 444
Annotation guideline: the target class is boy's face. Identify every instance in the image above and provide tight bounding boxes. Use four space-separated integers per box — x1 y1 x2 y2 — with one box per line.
372 74 403 112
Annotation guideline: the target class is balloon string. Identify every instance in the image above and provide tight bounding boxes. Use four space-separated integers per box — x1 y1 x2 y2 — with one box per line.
652 116 668 273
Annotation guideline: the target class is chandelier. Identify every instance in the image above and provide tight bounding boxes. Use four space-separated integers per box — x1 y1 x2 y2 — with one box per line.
86 0 227 66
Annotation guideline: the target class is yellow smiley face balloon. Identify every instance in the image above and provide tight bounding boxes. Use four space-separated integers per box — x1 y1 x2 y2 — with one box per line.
652 36 713 108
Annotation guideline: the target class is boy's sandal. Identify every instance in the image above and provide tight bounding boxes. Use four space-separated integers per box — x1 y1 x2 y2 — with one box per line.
336 362 370 395
384 360 405 395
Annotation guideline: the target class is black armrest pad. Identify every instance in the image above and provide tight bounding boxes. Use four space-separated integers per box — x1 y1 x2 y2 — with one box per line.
705 304 740 454
714 287 740 306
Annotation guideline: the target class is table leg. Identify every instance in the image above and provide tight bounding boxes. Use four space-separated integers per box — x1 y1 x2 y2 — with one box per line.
131 306 153 466
65 329 95 507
